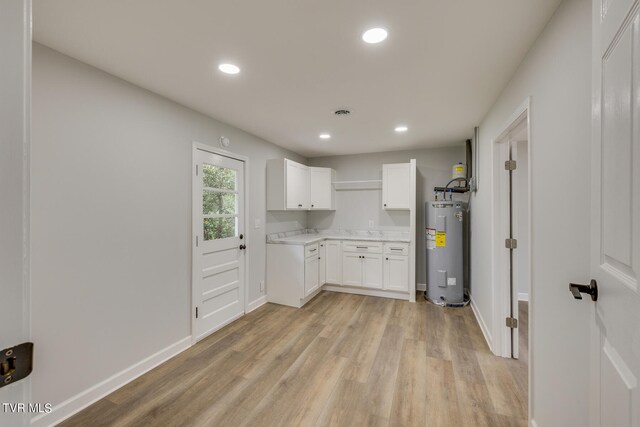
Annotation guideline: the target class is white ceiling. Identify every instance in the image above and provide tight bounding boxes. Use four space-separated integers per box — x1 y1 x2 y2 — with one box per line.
33 0 561 157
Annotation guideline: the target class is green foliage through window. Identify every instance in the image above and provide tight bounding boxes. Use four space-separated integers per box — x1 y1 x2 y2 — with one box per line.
203 192 236 215
203 164 236 190
204 217 236 240
201 163 238 240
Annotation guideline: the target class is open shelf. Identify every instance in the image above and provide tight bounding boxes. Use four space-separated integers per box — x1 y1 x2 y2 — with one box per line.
333 180 382 191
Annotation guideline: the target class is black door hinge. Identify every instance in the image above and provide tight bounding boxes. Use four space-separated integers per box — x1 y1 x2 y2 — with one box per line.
195 307 198 318
1 342 33 388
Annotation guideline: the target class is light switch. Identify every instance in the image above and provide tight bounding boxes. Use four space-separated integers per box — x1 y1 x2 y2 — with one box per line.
255 218 261 229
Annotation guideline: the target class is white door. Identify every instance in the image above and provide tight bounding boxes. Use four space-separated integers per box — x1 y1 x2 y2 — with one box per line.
193 149 245 342
342 253 363 286
309 167 332 210
384 255 409 292
0 1 32 423
362 254 383 289
285 160 309 209
319 243 326 285
382 163 410 209
590 0 640 424
326 241 342 284
304 256 319 297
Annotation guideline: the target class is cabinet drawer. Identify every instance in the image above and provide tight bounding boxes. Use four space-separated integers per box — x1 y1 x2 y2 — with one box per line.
384 243 409 256
343 241 383 253
305 243 319 258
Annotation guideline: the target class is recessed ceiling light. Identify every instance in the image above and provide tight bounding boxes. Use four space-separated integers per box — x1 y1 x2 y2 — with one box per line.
218 63 240 74
362 28 388 44
319 133 331 139
395 126 408 132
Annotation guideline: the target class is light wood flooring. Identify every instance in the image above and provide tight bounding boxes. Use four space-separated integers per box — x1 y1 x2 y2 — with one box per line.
61 291 528 426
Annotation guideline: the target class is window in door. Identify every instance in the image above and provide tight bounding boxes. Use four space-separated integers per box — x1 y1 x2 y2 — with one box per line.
202 163 238 240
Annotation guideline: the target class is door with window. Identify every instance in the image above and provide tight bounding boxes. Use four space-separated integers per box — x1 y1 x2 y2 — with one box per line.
193 148 245 342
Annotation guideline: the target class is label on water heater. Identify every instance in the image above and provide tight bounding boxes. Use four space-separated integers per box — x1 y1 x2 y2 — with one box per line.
426 228 436 250
436 232 446 247
448 278 457 287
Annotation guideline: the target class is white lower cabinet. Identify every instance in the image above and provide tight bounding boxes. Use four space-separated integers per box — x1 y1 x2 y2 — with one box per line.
362 254 383 289
325 240 342 284
304 255 319 296
319 243 326 285
383 242 409 292
384 255 409 291
342 241 383 289
342 252 363 286
267 239 409 308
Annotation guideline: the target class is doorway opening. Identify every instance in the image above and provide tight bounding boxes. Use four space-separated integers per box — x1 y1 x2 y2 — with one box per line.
492 100 531 362
192 144 249 343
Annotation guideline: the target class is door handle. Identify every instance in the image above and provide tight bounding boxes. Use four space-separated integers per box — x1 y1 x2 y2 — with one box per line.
569 279 597 301
239 244 246 250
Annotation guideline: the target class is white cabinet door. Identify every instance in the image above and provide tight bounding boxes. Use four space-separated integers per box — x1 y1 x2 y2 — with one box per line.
384 255 409 292
325 241 342 284
318 243 326 285
286 160 309 209
362 254 383 289
342 253 363 287
304 255 319 297
309 167 334 210
382 163 411 210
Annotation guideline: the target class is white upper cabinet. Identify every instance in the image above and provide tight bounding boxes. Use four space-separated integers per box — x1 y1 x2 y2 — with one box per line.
309 167 335 210
267 159 334 211
382 163 411 210
285 160 309 209
266 158 309 210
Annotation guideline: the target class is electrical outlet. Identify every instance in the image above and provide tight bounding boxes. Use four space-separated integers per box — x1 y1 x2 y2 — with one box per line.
259 281 265 292
368 220 374 228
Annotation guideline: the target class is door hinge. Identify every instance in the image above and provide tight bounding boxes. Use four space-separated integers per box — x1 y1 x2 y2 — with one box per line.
0 342 33 389
504 160 517 171
506 317 518 328
196 165 199 176
505 238 518 249
195 307 198 318
196 235 199 247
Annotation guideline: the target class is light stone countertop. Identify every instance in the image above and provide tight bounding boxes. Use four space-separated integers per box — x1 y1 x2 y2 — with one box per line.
266 229 411 245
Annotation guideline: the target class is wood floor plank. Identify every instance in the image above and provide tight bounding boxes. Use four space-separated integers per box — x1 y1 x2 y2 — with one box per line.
389 339 427 427
476 352 527 419
61 291 528 427
424 356 462 427
363 323 404 420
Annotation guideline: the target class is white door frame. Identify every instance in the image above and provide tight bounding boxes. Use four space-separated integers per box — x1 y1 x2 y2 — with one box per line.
490 97 532 361
191 141 250 344
0 0 32 424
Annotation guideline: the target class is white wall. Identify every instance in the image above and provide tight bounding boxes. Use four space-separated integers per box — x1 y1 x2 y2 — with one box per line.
470 0 591 425
308 146 466 285
0 1 31 424
31 43 306 420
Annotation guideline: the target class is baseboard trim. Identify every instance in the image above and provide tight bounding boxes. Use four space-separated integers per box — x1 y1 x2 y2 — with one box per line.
323 285 410 301
518 292 529 302
31 336 191 427
470 296 493 353
247 295 268 313
416 283 426 291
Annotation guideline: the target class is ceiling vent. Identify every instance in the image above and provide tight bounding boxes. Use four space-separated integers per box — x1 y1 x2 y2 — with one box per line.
334 109 351 116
